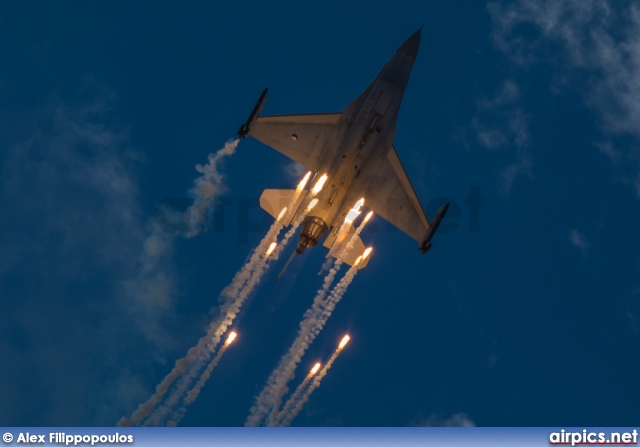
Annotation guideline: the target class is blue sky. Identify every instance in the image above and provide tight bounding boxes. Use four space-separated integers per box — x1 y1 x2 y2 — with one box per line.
1 0 639 427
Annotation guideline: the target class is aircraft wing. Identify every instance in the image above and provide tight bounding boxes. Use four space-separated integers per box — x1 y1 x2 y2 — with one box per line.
364 146 431 243
249 113 341 172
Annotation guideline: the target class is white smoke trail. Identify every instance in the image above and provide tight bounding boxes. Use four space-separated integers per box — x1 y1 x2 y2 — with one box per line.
319 210 372 296
136 215 294 427
275 214 305 255
186 139 238 237
279 348 345 427
309 209 372 308
246 255 365 427
267 196 316 261
117 140 238 427
125 140 242 351
184 345 229 404
245 214 363 426
318 256 334 276
245 284 329 426
272 263 361 425
308 212 374 335
308 212 372 320
156 192 314 426
146 242 286 425
121 173 312 427
165 342 230 427
118 220 277 426
148 211 308 426
337 210 372 261
270 369 317 427
315 266 360 331
304 213 373 348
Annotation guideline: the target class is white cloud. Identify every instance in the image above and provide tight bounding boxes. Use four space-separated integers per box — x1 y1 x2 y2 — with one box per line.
473 80 533 195
595 142 624 165
0 82 239 425
569 229 589 255
594 142 640 195
415 412 476 427
0 89 178 424
489 0 640 136
489 0 640 196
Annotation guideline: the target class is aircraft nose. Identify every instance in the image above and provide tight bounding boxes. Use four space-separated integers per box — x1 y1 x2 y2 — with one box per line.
398 28 421 59
380 27 422 91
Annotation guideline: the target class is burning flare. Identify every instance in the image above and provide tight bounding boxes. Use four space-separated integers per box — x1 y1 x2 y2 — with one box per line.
345 198 365 223
307 198 319 211
310 363 321 375
297 172 312 191
225 331 237 346
277 207 287 221
311 174 328 195
363 211 373 223
354 246 373 267
265 242 277 257
338 335 350 349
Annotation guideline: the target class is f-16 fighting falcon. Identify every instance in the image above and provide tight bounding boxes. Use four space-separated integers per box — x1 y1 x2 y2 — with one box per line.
238 28 449 275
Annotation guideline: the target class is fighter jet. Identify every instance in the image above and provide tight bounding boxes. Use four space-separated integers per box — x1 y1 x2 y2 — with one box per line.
238 28 449 271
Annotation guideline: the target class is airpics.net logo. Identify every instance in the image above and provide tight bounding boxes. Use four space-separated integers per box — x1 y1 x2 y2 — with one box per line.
549 429 638 446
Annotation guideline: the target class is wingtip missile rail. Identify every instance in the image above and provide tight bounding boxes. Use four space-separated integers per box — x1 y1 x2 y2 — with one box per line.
237 88 268 139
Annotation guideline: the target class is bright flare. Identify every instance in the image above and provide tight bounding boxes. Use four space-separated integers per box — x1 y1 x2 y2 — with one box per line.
310 363 321 375
338 335 350 349
354 255 362 266
266 242 277 257
297 172 312 191
307 198 319 211
225 331 237 346
363 211 373 223
345 198 365 223
362 247 373 260
311 174 328 195
277 207 288 221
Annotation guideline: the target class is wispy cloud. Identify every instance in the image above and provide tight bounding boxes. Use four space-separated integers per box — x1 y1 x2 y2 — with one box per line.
595 142 640 197
0 91 145 425
473 80 533 195
0 87 181 424
488 0 640 197
414 412 476 427
625 287 640 334
569 229 589 255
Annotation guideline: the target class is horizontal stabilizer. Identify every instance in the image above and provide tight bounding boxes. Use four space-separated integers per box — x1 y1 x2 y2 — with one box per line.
324 224 370 269
260 189 308 227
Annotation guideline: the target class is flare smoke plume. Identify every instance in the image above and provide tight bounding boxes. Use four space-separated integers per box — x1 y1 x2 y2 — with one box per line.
279 338 349 427
246 242 368 427
119 160 311 427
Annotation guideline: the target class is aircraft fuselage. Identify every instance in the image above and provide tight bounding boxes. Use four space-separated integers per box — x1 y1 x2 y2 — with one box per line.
297 30 421 252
